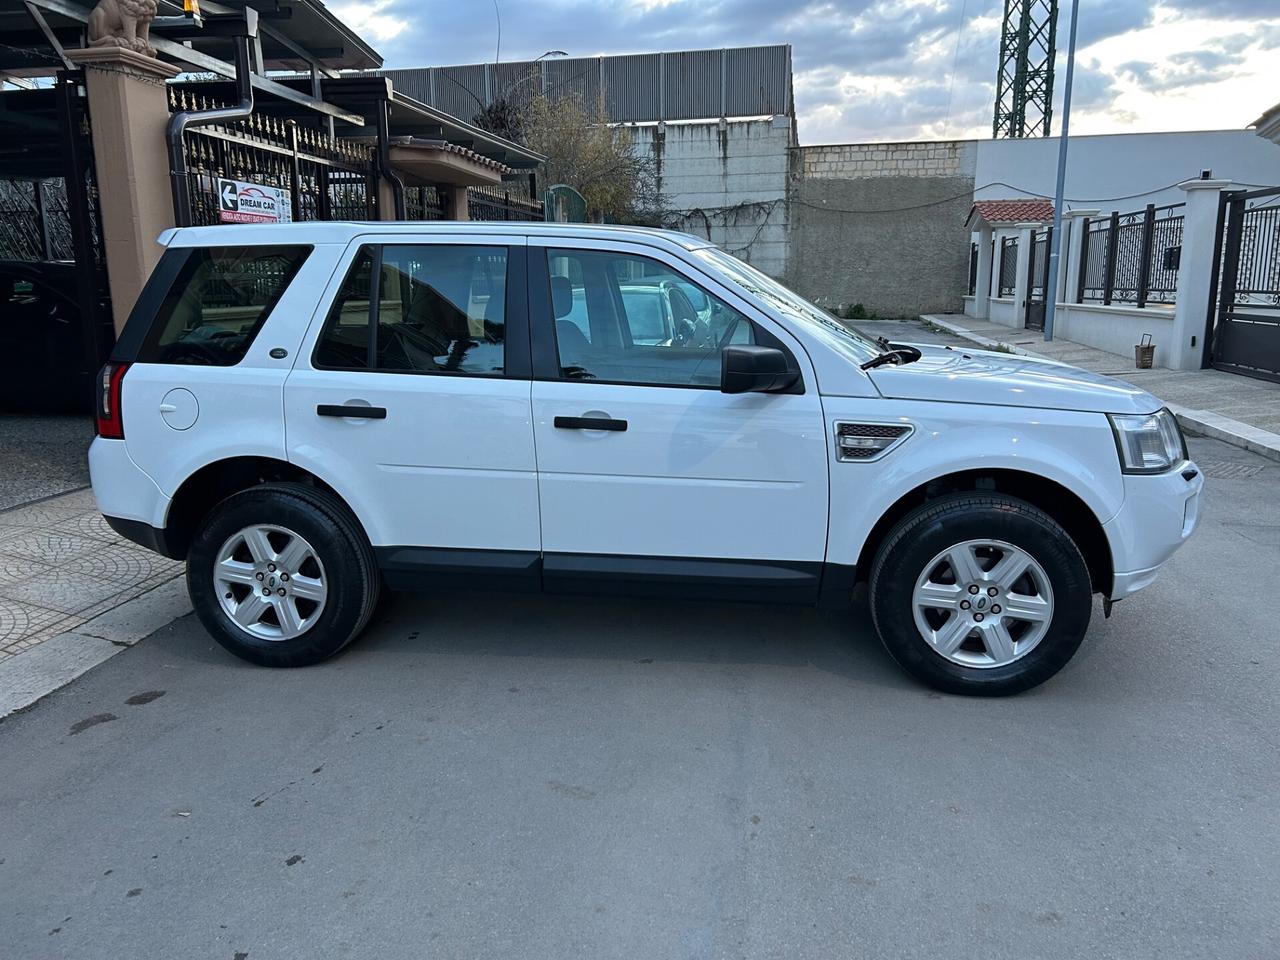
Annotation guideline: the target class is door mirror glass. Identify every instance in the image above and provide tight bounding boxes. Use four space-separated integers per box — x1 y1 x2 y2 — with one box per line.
721 345 799 394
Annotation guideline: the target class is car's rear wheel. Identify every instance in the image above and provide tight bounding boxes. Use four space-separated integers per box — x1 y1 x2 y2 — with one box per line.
869 493 1092 696
188 483 380 667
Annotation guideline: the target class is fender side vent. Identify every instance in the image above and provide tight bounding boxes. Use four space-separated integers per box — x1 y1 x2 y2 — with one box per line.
835 422 913 462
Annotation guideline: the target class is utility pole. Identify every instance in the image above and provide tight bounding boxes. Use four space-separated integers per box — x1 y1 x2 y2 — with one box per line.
1042 0 1079 342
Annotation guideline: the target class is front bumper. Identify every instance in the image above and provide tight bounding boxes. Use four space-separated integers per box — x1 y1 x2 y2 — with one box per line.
1103 460 1203 600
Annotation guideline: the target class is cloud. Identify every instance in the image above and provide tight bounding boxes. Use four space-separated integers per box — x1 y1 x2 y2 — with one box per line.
327 0 1280 143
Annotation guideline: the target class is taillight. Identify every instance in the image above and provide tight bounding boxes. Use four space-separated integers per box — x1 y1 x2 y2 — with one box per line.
95 362 129 439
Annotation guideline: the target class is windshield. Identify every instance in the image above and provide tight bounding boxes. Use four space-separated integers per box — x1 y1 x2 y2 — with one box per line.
693 246 881 362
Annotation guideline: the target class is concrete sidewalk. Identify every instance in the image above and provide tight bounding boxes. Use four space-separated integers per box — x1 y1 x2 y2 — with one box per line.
922 314 1280 462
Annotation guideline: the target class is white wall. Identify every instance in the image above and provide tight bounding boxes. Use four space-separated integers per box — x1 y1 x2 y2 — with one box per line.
630 117 792 277
975 129 1280 210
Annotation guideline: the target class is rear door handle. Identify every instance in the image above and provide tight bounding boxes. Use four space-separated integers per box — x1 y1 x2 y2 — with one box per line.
554 416 627 432
317 403 387 420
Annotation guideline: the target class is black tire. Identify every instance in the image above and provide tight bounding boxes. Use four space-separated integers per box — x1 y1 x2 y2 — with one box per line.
868 493 1091 696
187 482 380 668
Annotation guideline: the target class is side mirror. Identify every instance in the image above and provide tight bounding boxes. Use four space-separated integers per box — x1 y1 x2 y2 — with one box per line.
720 345 799 394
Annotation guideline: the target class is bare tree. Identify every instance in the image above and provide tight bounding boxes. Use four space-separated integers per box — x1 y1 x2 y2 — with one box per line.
519 93 665 225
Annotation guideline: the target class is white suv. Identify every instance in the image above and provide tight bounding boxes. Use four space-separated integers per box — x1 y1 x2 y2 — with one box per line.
89 222 1202 695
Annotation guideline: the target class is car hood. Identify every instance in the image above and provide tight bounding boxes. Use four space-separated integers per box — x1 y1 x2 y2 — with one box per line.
864 343 1160 415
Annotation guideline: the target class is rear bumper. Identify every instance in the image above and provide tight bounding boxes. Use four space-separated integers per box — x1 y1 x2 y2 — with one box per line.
89 437 174 554
1104 461 1203 600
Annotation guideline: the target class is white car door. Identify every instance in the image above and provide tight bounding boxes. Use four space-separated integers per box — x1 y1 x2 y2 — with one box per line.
527 238 830 602
284 234 540 590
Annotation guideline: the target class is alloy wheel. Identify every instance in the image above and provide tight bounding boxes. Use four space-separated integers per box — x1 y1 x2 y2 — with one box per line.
910 538 1054 669
214 524 328 641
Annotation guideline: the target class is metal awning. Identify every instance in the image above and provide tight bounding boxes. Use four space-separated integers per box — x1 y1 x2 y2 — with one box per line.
174 74 545 170
0 1 381 125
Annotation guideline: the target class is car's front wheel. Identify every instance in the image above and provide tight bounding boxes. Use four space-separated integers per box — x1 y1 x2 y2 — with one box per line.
869 493 1092 696
188 483 380 667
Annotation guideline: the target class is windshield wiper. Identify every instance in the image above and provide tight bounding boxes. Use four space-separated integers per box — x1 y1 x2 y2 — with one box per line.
860 344 921 370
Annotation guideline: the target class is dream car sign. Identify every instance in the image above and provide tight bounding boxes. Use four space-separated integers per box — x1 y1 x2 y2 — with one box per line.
217 178 292 224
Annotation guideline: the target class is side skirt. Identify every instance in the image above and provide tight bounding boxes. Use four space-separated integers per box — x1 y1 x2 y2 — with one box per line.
373 548 851 607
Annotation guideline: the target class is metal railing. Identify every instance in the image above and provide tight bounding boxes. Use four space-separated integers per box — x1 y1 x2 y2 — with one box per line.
169 89 379 227
997 236 1018 298
1078 202 1184 307
405 185 446 221
468 183 545 222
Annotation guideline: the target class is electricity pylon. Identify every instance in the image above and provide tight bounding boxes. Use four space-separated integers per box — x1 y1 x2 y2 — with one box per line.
992 0 1059 138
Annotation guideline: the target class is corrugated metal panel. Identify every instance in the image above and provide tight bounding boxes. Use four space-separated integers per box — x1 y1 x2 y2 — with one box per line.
544 56 601 109
724 45 790 117
493 61 542 109
381 68 432 105
376 45 790 124
662 49 722 121
603 53 661 122
432 64 488 123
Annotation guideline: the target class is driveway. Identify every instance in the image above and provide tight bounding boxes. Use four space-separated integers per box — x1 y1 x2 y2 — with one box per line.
1 434 1277 960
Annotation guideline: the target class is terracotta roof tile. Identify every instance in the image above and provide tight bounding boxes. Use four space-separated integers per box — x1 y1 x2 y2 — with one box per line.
969 199 1054 224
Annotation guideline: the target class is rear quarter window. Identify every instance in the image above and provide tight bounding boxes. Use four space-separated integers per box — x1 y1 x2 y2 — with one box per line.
136 245 311 365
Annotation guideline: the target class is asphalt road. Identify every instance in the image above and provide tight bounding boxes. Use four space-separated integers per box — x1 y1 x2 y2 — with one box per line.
2 434 1277 960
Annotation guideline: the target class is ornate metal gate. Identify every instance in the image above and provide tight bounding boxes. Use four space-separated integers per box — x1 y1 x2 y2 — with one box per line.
1025 227 1050 330
170 90 379 226
0 74 112 412
1208 187 1280 383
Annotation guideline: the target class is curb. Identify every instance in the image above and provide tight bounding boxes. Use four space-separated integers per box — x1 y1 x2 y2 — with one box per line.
923 316 1280 463
0 575 191 720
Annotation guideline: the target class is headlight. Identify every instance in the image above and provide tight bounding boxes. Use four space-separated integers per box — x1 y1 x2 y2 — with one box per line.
1108 408 1187 474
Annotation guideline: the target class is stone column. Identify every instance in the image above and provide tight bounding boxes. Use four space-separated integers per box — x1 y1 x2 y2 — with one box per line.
1061 209 1099 306
65 48 181 335
1169 179 1229 370
445 186 470 222
971 224 993 319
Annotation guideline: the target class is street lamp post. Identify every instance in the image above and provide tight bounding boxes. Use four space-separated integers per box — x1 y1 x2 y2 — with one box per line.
1042 0 1080 342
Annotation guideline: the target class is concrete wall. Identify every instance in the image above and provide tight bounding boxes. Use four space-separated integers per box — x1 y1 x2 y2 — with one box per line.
975 129 1280 209
786 139 977 317
631 117 793 278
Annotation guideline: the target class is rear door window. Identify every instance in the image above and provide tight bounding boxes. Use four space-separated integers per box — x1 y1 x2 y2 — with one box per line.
314 244 508 376
137 245 311 365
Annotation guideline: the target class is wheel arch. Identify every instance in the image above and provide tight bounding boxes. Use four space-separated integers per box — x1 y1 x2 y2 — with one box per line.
854 468 1113 596
161 456 356 560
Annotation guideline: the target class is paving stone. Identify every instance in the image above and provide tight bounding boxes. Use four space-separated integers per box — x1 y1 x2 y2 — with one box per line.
0 569 137 617
0 530 106 565
0 597 79 652
64 542 182 586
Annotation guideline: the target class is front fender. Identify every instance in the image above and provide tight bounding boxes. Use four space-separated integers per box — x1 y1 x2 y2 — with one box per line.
822 397 1125 569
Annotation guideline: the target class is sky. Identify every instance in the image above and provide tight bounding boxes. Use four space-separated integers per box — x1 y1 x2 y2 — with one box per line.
328 0 1280 145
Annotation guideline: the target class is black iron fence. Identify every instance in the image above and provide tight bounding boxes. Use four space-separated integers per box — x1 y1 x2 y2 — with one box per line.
997 236 1018 297
1078 202 1184 307
405 185 446 221
170 89 379 226
468 183 545 222
967 241 978 296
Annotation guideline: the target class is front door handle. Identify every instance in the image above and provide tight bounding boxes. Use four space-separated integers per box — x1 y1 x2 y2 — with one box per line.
554 416 627 432
317 403 387 420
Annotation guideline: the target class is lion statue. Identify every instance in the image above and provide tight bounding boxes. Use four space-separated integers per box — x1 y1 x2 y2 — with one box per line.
87 0 159 58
